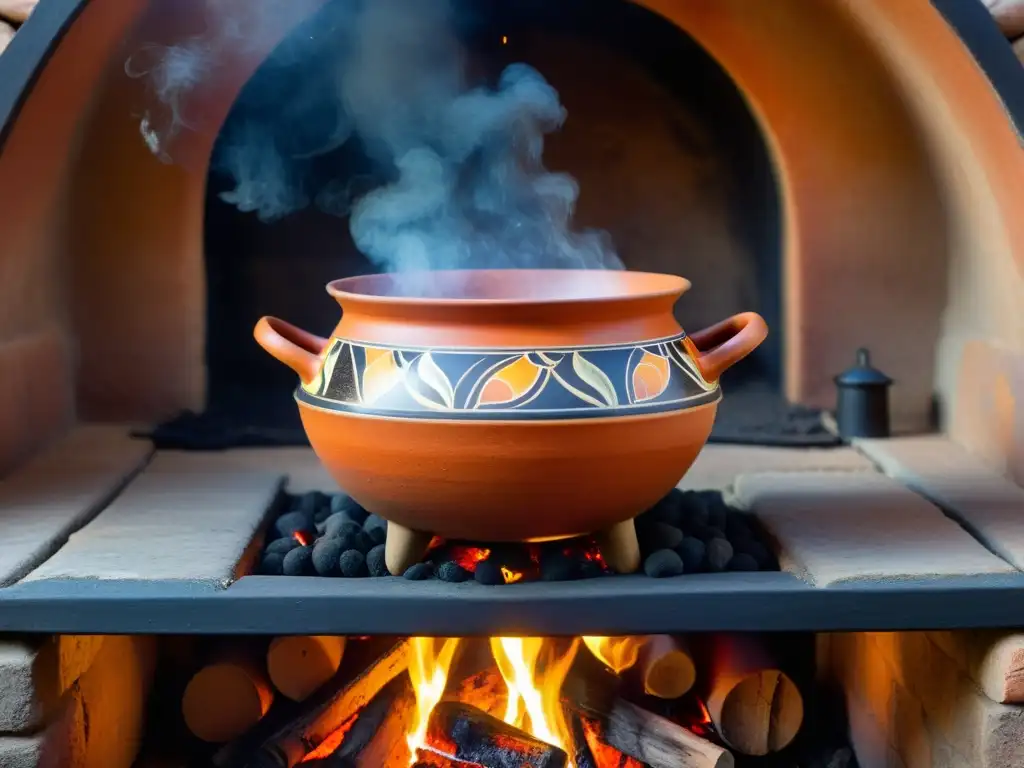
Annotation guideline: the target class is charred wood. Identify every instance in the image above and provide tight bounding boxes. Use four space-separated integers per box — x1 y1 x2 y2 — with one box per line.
426 701 568 768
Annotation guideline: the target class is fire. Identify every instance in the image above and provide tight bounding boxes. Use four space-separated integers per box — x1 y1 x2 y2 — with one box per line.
491 638 580 756
293 530 311 546
581 636 643 674
501 567 523 584
406 637 461 764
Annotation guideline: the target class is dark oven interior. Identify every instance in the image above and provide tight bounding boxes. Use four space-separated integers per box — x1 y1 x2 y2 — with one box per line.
176 0 795 450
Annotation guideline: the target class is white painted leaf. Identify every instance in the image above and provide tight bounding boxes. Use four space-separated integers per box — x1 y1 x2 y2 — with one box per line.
417 352 456 409
571 352 619 406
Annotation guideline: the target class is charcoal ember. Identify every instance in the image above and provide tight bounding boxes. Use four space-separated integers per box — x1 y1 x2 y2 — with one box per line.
274 511 314 541
366 526 387 547
646 488 686 527
640 522 683 554
325 514 363 540
643 548 684 578
579 559 605 579
265 536 299 556
706 537 734 573
488 543 533 573
312 538 344 577
437 561 471 583
363 514 388 534
474 559 505 585
283 545 314 576
259 553 285 576
339 549 368 578
330 494 370 525
698 490 730 530
404 562 434 581
677 490 710 528
540 552 581 582
675 536 707 574
727 553 760 572
366 544 388 577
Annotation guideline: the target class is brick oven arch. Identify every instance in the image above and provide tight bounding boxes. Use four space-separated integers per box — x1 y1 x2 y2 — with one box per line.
0 0 1021 463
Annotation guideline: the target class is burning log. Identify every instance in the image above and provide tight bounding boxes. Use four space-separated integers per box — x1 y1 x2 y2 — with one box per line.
703 634 804 756
181 652 274 743
426 701 568 768
243 639 410 768
267 635 347 702
580 697 734 768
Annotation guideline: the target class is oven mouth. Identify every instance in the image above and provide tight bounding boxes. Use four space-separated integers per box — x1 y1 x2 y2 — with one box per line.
325 269 692 306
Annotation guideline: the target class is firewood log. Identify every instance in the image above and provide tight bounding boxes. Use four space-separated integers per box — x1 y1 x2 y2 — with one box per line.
243 639 410 768
426 701 568 768
181 653 274 743
634 635 696 699
580 697 734 768
703 634 804 756
267 635 347 702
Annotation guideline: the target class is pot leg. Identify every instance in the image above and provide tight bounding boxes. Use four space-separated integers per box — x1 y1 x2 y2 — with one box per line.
385 523 433 576
595 520 641 574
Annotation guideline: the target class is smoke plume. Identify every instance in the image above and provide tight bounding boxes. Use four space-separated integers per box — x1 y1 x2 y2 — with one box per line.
128 0 622 294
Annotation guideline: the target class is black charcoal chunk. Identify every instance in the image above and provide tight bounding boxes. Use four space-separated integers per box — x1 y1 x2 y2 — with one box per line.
725 513 755 545
266 536 299 556
363 514 387 533
339 549 368 578
403 562 434 581
366 544 388 577
651 522 684 551
737 539 773 569
325 514 362 540
691 523 726 544
727 553 760 572
699 491 729 531
312 538 344 576
352 530 375 554
647 489 685 527
706 538 734 573
283 545 314 576
475 559 505 585
644 549 684 578
313 506 333 524
437 561 470 583
330 495 370 525
488 544 533 573
540 553 580 582
259 553 285 576
675 536 707 574
678 490 710 528
366 526 387 547
275 511 313 540
296 491 322 520
580 559 604 579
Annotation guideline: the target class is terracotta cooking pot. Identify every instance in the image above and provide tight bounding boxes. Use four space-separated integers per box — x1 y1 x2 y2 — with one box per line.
254 269 767 576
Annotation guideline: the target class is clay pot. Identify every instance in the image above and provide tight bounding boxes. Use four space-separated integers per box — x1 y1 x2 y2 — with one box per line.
254 270 767 575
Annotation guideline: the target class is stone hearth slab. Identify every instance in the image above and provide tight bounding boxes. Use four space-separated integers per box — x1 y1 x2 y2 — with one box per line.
855 435 1024 570
156 448 335 493
21 453 284 586
0 426 151 587
732 471 1015 586
678 445 873 490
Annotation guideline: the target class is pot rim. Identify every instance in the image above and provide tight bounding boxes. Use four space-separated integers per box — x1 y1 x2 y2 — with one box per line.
325 269 691 307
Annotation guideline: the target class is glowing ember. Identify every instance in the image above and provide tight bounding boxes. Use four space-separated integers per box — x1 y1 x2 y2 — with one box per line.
448 546 491 573
580 715 645 768
490 638 580 761
501 567 523 584
581 636 643 674
407 637 462 764
688 696 717 740
293 530 311 546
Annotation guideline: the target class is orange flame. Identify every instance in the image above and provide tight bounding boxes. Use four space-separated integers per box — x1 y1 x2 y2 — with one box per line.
490 638 580 762
581 636 643 674
293 530 311 546
501 567 523 584
406 637 461 764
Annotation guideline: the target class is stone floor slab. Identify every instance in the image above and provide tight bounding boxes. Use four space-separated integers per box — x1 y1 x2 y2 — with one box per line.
679 445 874 490
0 426 151 587
732 471 1015 586
22 453 284 586
156 448 334 492
856 435 1024 570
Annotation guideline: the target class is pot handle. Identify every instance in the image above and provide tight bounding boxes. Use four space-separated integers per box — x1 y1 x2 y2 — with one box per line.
253 316 329 385
688 312 768 383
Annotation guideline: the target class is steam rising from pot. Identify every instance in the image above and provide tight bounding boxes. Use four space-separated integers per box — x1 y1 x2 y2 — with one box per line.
126 0 622 296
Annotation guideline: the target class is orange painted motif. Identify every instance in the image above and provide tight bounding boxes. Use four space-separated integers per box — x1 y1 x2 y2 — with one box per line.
631 351 671 402
478 356 543 406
